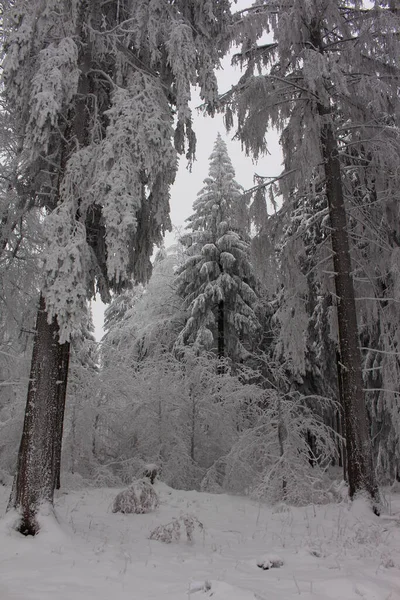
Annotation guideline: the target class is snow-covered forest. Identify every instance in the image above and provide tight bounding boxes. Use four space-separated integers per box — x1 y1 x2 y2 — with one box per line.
0 1 400 598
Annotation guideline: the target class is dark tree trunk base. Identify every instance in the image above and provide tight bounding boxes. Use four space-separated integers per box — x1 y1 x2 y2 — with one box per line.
7 294 70 535
17 518 38 537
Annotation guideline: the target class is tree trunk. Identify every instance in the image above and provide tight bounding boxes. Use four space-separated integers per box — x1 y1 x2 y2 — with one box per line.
92 412 100 460
277 395 287 496
306 20 379 507
7 3 97 534
336 351 347 480
319 115 378 503
8 294 70 535
190 386 196 462
54 339 70 489
217 299 225 361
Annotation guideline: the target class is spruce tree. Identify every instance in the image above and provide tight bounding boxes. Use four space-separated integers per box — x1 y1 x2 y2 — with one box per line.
176 134 259 361
224 0 400 504
2 0 230 534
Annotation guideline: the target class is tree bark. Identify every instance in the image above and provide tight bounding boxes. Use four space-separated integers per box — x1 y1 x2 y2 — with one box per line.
8 294 70 534
189 385 196 462
306 18 380 507
7 3 96 534
217 299 225 374
277 395 287 496
53 337 70 489
336 350 347 480
217 299 225 359
319 115 379 503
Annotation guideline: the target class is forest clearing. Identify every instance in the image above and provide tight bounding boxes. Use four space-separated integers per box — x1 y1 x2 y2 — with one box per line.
1 482 400 600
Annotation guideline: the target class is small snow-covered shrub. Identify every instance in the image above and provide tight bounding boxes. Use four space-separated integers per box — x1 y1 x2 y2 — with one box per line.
257 554 284 570
149 513 204 543
150 517 181 543
112 479 159 514
143 463 160 484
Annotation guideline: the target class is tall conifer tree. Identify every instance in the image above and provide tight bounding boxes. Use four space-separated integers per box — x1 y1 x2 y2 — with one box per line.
1 0 230 534
224 0 400 504
176 134 259 361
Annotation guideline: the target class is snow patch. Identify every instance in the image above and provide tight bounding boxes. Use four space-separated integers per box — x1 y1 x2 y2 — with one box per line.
202 581 257 599
189 580 212 594
0 484 400 600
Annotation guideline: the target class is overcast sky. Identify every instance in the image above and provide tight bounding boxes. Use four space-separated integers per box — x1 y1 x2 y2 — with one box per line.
166 58 282 246
92 1 283 341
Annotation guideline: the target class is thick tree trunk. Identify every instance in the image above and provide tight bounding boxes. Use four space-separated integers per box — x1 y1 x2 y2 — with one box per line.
306 19 379 506
7 4 94 534
319 116 379 503
8 294 70 535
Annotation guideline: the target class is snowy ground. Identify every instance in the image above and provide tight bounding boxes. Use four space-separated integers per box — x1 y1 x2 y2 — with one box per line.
0 482 400 600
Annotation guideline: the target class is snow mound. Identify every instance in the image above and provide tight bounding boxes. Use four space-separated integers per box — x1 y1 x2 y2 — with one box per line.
190 581 257 599
189 580 212 593
349 495 379 522
256 554 284 570
0 469 12 487
0 508 22 537
112 479 159 514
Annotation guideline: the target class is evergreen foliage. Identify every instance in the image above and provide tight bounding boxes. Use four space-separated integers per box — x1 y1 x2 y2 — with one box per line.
176 134 259 360
1 0 231 533
221 0 400 504
2 0 231 338
102 247 184 364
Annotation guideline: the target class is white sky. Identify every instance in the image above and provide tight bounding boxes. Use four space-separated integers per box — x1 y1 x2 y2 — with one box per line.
92 1 283 341
166 57 282 246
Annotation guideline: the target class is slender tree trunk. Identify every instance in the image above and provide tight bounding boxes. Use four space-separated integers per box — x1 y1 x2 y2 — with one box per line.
277 396 287 496
92 412 100 459
8 294 70 534
54 341 70 489
190 387 196 462
70 404 77 475
217 299 225 359
318 114 378 503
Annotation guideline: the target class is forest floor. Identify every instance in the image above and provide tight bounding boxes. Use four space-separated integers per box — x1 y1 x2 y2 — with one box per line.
0 482 400 599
